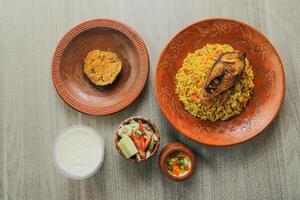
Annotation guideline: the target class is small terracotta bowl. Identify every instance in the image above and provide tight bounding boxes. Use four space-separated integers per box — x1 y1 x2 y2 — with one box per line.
115 116 160 162
159 143 196 181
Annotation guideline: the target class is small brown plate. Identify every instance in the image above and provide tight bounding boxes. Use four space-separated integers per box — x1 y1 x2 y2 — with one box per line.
115 116 160 162
159 143 196 181
155 18 285 146
52 19 149 115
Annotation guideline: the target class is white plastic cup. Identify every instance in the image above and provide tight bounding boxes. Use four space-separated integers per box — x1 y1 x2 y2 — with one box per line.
53 125 105 180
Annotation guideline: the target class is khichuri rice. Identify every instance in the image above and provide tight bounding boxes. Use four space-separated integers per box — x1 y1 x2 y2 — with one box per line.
175 44 254 121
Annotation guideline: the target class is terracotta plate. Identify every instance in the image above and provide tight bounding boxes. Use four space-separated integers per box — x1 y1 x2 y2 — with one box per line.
155 18 285 146
52 19 149 115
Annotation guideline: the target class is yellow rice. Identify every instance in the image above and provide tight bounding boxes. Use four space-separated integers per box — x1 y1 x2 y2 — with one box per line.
175 44 254 121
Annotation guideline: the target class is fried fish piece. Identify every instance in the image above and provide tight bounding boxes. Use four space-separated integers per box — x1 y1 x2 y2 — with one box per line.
201 51 246 99
84 49 122 86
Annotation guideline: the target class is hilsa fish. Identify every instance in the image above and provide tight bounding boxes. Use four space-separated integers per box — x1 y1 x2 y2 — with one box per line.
201 51 246 99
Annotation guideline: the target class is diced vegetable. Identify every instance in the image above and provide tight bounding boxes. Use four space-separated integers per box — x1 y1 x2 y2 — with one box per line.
131 130 146 159
140 135 146 147
131 121 139 129
143 134 152 152
138 120 144 131
135 129 142 136
147 134 155 153
183 160 189 167
166 151 191 177
124 125 133 137
146 151 151 157
144 130 153 137
117 135 138 159
190 94 198 100
118 125 133 138
118 127 125 138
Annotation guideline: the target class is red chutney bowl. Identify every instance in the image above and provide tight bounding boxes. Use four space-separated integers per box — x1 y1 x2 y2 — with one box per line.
159 143 196 181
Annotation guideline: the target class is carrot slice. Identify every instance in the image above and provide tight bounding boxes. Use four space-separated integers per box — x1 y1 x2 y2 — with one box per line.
138 120 144 132
191 94 198 100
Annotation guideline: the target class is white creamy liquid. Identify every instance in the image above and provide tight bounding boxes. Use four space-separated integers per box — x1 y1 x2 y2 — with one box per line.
54 125 105 179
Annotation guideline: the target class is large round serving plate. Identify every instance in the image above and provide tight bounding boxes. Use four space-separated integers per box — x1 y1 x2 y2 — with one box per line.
155 18 285 146
52 19 149 115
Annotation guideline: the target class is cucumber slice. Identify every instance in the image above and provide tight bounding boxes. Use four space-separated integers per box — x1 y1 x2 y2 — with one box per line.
117 135 138 159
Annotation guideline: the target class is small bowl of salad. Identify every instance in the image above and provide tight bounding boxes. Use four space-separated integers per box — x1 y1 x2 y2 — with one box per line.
159 143 196 181
115 116 160 162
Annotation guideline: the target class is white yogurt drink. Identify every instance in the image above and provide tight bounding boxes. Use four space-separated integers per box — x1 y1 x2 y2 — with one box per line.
54 125 105 180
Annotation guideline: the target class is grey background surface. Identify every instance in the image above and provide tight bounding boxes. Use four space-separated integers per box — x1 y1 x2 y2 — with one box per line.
0 0 299 199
